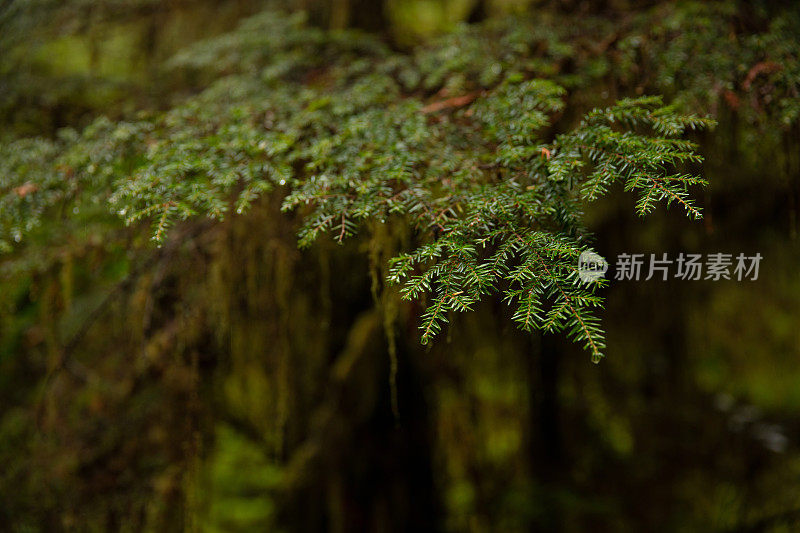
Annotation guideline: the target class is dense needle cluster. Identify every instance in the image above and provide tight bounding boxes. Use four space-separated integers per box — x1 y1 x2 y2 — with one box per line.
0 9 716 360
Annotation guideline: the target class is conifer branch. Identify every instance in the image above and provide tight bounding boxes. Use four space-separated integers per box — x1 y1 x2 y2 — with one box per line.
0 9 714 359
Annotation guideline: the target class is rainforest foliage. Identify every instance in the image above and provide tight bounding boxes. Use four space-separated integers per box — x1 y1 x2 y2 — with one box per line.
1 6 717 360
1 0 800 531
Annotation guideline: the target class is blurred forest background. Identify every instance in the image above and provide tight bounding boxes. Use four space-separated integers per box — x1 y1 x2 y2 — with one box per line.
1 0 800 531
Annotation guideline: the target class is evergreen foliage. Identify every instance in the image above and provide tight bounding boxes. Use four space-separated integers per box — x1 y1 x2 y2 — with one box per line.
0 9 714 360
1 1 800 531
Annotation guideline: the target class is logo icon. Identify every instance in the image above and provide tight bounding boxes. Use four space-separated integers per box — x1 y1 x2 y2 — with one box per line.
578 250 608 283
